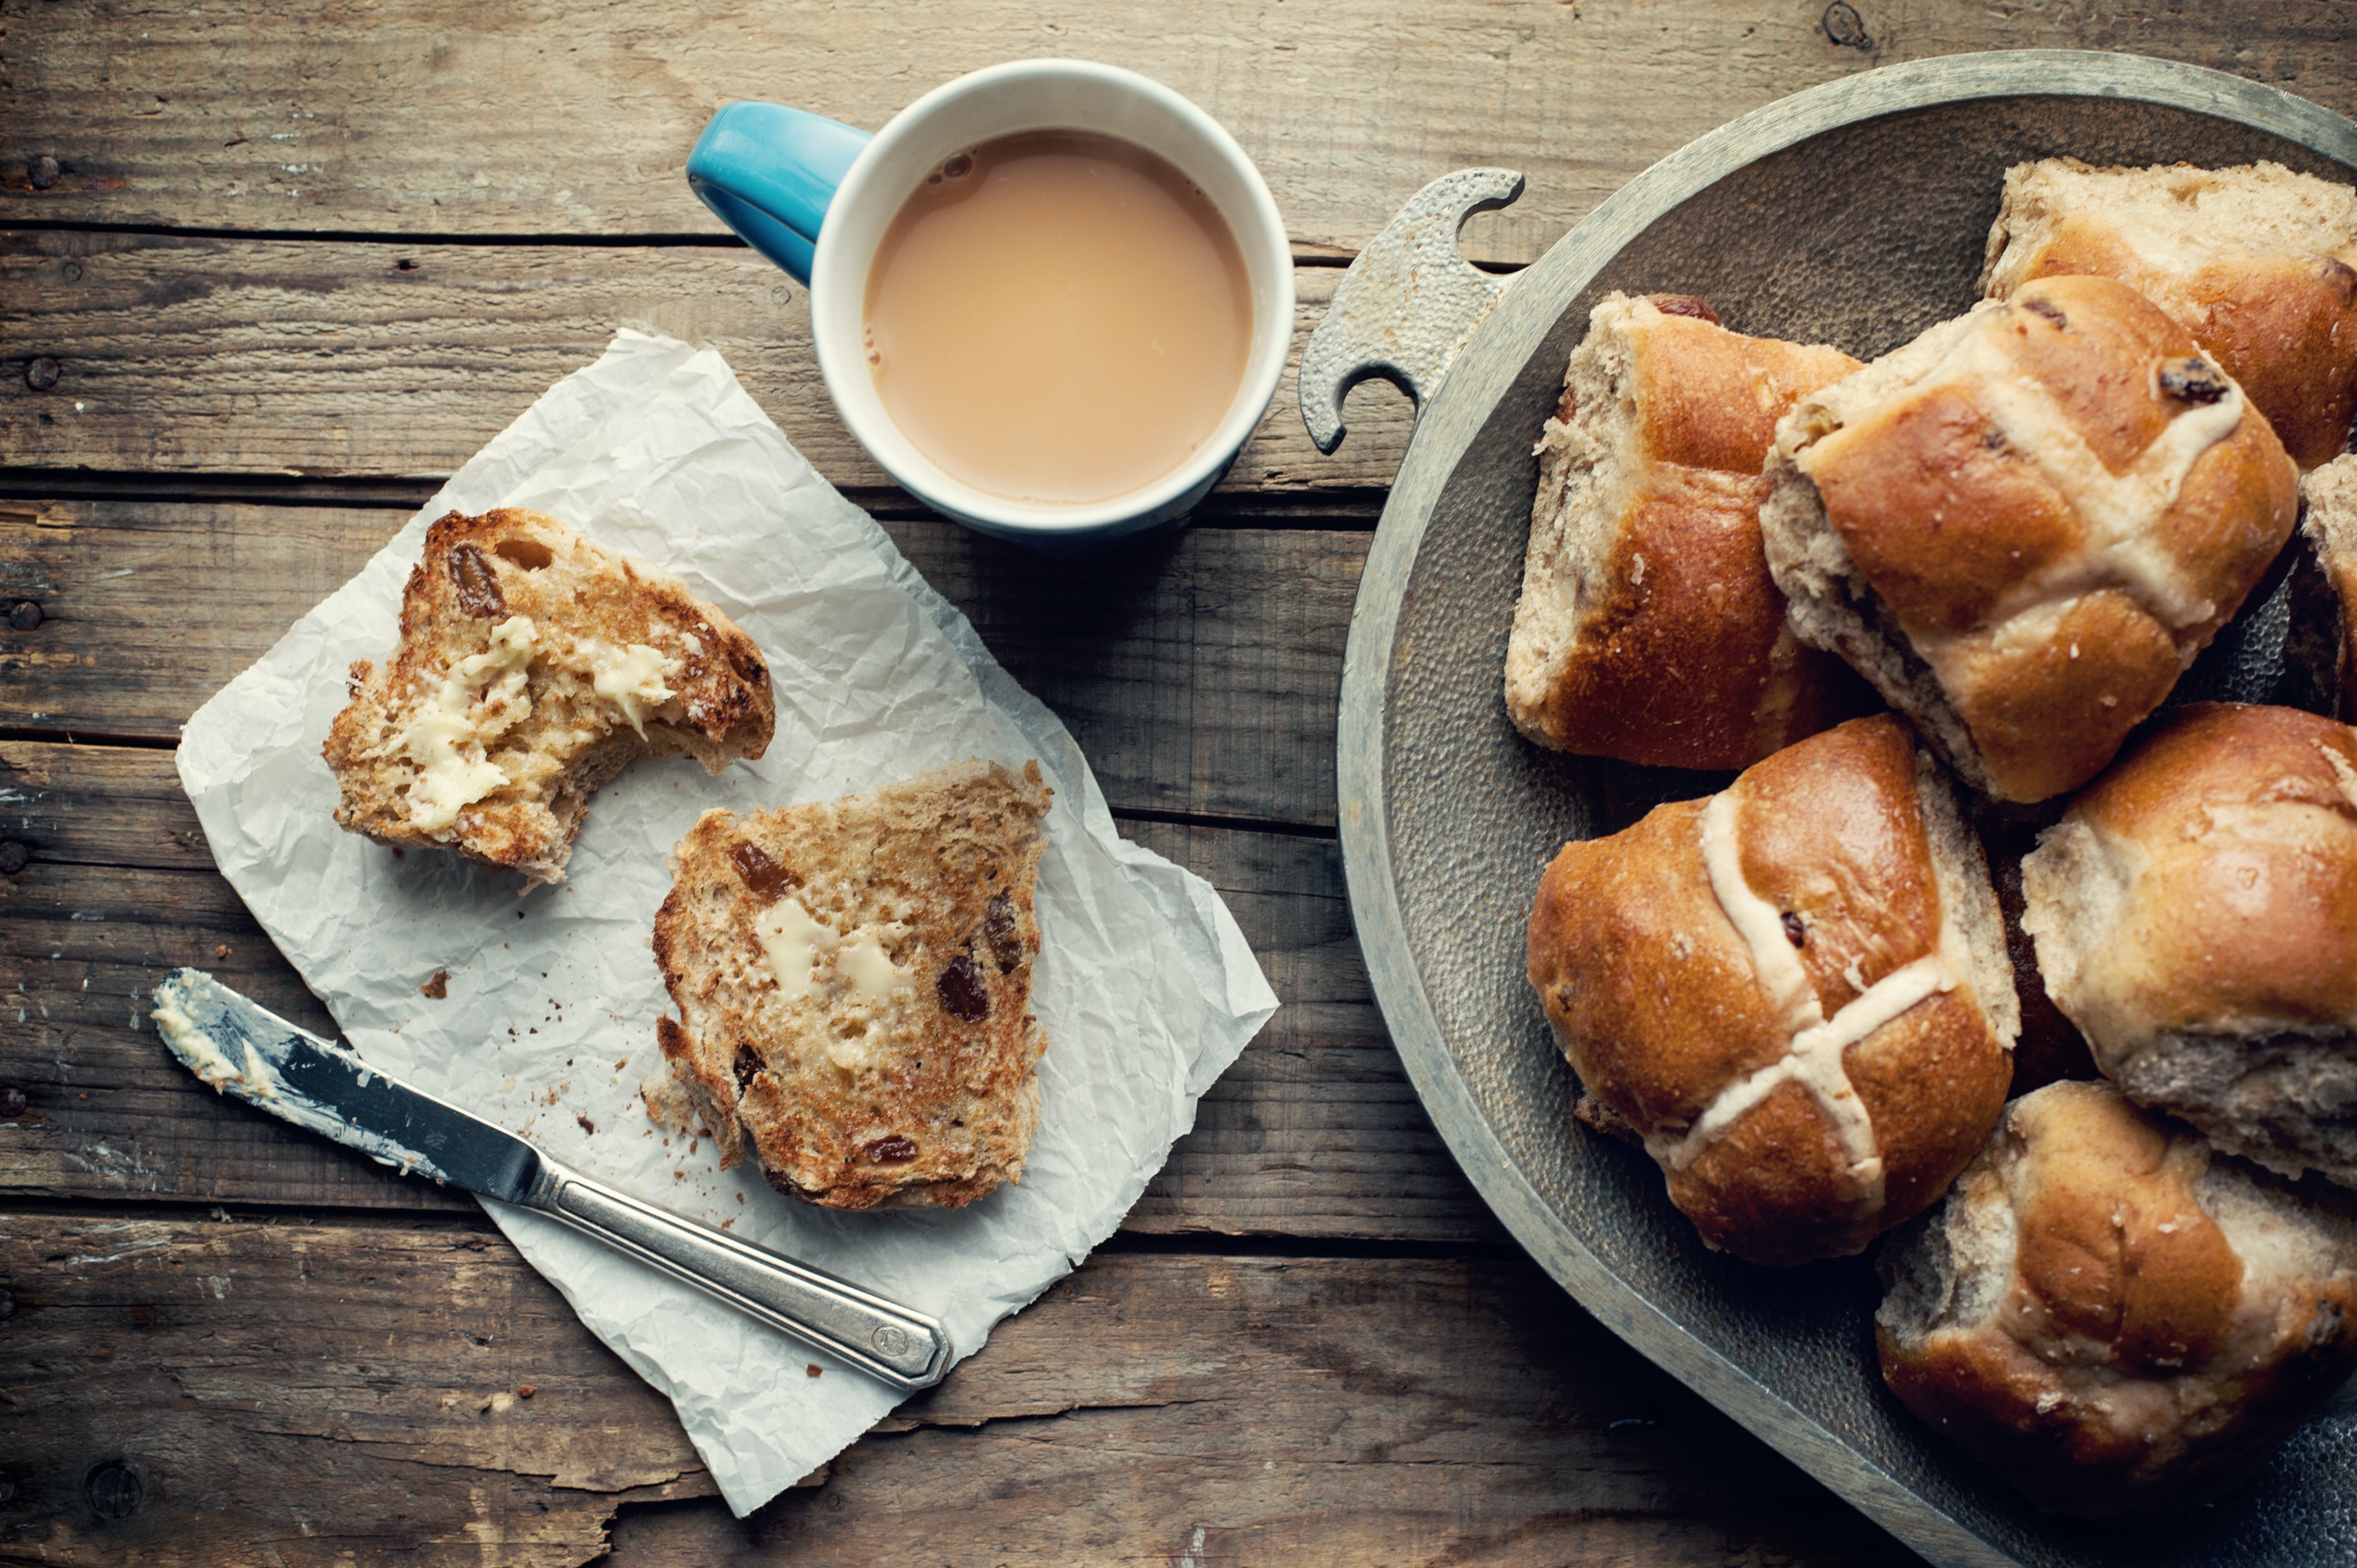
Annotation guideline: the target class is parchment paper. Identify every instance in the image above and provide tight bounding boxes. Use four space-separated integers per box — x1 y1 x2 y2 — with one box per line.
173 328 1280 1514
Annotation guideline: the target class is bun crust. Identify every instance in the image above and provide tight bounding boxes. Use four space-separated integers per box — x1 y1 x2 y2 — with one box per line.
1505 292 1870 768
2022 703 2357 1185
2302 455 2357 710
1526 715 2017 1265
1982 158 2357 470
324 508 775 883
1761 275 2301 803
650 760 1051 1210
1877 1080 2357 1519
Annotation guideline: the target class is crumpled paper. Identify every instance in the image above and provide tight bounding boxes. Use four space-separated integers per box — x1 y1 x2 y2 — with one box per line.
174 328 1279 1514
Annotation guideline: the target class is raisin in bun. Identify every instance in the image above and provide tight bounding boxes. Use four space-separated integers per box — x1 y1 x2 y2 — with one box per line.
1877 1079 2357 1519
1505 292 1872 767
1526 714 2018 1265
1982 158 2357 470
1760 274 2301 804
2022 703 2357 1187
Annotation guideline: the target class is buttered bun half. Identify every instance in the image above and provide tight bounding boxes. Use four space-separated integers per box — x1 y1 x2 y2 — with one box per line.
1506 292 1870 767
1761 274 2300 803
1877 1079 2357 1519
1526 714 2018 1266
2024 702 2357 1187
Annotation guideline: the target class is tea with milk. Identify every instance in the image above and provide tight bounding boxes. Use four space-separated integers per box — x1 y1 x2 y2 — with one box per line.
861 129 1253 507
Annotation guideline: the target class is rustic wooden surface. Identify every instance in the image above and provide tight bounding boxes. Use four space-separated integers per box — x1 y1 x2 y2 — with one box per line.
8 4 2354 1564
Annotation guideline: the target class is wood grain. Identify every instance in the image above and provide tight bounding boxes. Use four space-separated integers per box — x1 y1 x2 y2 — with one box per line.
1 501 1365 829
0 232 1415 488
0 1213 1912 1566
5 0 2353 266
0 744 1500 1240
0 1211 725 1567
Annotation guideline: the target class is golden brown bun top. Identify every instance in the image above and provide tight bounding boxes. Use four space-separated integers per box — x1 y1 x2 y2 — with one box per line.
2041 702 2357 1038
1527 714 2014 1264
1983 159 2357 470
1533 716 1937 1125
1876 1078 2357 1518
1800 275 2300 801
2002 1079 2244 1371
1617 296 1862 474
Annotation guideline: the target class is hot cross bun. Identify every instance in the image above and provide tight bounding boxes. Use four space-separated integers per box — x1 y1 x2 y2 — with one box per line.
1879 1079 2357 1518
1505 291 1872 768
1982 158 2357 471
1525 714 2019 1265
1761 275 2301 803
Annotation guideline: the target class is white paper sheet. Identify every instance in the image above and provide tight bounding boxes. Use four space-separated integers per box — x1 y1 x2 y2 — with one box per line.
173 329 1279 1514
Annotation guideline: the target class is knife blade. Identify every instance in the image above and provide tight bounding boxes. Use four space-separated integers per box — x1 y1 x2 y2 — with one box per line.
149 967 953 1390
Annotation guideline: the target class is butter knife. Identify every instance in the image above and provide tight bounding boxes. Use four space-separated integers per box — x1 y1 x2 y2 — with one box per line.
148 967 952 1390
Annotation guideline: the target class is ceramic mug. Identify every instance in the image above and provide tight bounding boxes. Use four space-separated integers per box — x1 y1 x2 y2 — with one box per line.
686 60 1295 551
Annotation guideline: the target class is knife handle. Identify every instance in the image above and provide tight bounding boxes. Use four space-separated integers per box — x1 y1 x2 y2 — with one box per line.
526 1158 953 1390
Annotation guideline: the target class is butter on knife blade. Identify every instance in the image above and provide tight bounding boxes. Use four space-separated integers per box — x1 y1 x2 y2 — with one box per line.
145 967 954 1389
150 966 512 1192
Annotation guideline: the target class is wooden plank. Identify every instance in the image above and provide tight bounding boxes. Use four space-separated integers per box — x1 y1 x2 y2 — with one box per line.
0 744 1499 1240
0 232 1413 490
0 1211 725 1567
2 502 1363 829
0 1213 1912 1566
5 0 2354 265
0 826 477 1213
1119 818 1502 1242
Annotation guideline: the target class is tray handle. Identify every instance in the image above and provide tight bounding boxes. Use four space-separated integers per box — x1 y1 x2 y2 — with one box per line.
1297 167 1526 454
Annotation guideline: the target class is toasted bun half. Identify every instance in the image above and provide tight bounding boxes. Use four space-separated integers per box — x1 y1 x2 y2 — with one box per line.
1526 714 2017 1265
324 508 774 884
650 759 1051 1210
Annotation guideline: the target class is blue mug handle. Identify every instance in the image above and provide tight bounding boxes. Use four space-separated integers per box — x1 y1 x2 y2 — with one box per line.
686 102 873 287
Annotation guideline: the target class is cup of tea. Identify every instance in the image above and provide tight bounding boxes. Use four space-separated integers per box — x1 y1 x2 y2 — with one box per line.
686 60 1294 551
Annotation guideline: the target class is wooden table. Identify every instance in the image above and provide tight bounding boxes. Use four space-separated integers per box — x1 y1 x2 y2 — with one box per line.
6 5 2353 1562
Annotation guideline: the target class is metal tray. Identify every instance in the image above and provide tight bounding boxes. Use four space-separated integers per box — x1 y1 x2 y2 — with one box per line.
1327 51 2357 1568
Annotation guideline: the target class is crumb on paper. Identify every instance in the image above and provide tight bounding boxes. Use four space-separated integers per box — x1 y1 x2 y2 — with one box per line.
641 1071 698 1136
805 1364 822 1379
420 968 450 999
575 1115 596 1136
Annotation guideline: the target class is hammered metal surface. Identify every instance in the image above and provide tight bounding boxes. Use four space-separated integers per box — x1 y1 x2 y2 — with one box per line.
1298 167 1525 453
1354 65 2357 1568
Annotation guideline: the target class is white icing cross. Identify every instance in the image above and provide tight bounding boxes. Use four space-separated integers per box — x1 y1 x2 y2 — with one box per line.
1643 792 1959 1229
1800 305 2248 672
